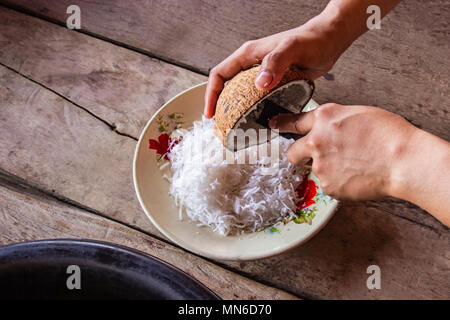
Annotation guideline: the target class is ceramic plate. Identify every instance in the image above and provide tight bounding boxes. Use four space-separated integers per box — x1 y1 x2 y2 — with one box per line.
133 83 338 260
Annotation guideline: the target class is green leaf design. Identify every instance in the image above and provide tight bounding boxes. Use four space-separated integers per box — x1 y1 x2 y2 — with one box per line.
293 208 316 224
269 227 279 233
294 216 306 224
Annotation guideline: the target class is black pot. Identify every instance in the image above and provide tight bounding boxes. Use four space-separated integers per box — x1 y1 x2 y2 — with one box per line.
0 239 219 300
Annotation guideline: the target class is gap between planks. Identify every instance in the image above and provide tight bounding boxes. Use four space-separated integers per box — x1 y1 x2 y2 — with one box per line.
0 61 137 141
0 59 447 298
0 9 444 236
0 2 209 76
0 3 448 299
0 167 304 300
0 58 442 235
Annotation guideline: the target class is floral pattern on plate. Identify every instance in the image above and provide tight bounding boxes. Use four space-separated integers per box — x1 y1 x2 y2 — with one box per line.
147 112 334 235
149 112 183 161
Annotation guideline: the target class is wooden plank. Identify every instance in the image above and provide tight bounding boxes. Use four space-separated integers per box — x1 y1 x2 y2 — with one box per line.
0 7 445 230
0 176 298 300
0 65 161 236
0 6 205 138
314 1 450 141
227 201 450 299
1 0 449 141
0 0 329 73
1 64 448 299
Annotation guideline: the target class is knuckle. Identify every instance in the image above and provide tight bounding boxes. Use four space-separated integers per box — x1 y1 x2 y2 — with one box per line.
266 50 283 64
315 177 334 196
321 184 335 197
312 161 323 175
306 135 321 151
315 103 339 119
313 107 327 120
209 66 219 77
331 119 342 130
315 106 329 119
241 40 256 53
286 148 297 165
323 102 340 109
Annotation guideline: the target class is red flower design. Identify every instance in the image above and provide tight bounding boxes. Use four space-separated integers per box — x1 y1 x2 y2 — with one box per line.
296 176 318 209
149 133 179 160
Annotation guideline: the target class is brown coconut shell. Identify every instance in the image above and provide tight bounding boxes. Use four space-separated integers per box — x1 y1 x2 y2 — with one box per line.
215 65 314 151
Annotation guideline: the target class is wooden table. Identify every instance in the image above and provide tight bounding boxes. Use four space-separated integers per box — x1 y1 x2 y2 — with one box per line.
0 0 448 299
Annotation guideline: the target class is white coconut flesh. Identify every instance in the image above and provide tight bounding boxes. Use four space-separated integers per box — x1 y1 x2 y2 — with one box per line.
225 80 313 151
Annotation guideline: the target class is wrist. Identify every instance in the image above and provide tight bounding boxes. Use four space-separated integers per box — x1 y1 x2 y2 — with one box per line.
387 127 450 223
385 124 421 200
386 125 449 204
302 3 353 57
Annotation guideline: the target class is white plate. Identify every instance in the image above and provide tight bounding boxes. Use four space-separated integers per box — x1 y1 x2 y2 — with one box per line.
133 83 338 260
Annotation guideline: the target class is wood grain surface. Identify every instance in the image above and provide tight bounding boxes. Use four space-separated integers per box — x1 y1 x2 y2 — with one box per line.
0 64 161 237
0 0 329 73
1 0 449 140
0 7 205 139
0 45 448 299
0 3 448 299
0 6 445 230
0 174 298 300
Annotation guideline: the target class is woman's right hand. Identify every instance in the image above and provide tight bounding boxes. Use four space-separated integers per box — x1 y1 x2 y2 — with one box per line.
270 103 450 227
204 11 347 118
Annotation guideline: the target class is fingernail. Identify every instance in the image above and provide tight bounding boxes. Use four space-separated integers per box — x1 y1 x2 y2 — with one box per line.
269 116 278 129
255 71 273 90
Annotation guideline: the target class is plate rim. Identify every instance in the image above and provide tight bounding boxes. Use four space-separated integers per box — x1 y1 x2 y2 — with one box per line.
133 82 338 261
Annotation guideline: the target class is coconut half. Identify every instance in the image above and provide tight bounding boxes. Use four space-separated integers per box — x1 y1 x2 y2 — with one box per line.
215 65 314 151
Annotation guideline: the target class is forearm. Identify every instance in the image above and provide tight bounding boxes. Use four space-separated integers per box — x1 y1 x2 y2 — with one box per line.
306 0 403 56
390 128 450 226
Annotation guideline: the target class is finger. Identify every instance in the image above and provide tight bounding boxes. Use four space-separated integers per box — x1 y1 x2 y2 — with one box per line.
269 111 315 134
255 41 296 91
204 73 224 118
204 42 268 118
286 135 313 166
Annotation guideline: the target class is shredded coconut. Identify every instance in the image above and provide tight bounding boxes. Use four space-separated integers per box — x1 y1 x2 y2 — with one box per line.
165 117 305 236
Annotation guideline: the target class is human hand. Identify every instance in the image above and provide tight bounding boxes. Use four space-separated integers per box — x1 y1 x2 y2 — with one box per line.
204 14 347 118
273 103 450 225
204 0 405 118
270 103 418 201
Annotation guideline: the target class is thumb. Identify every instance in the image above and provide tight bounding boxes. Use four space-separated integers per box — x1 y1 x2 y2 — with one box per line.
255 44 293 91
